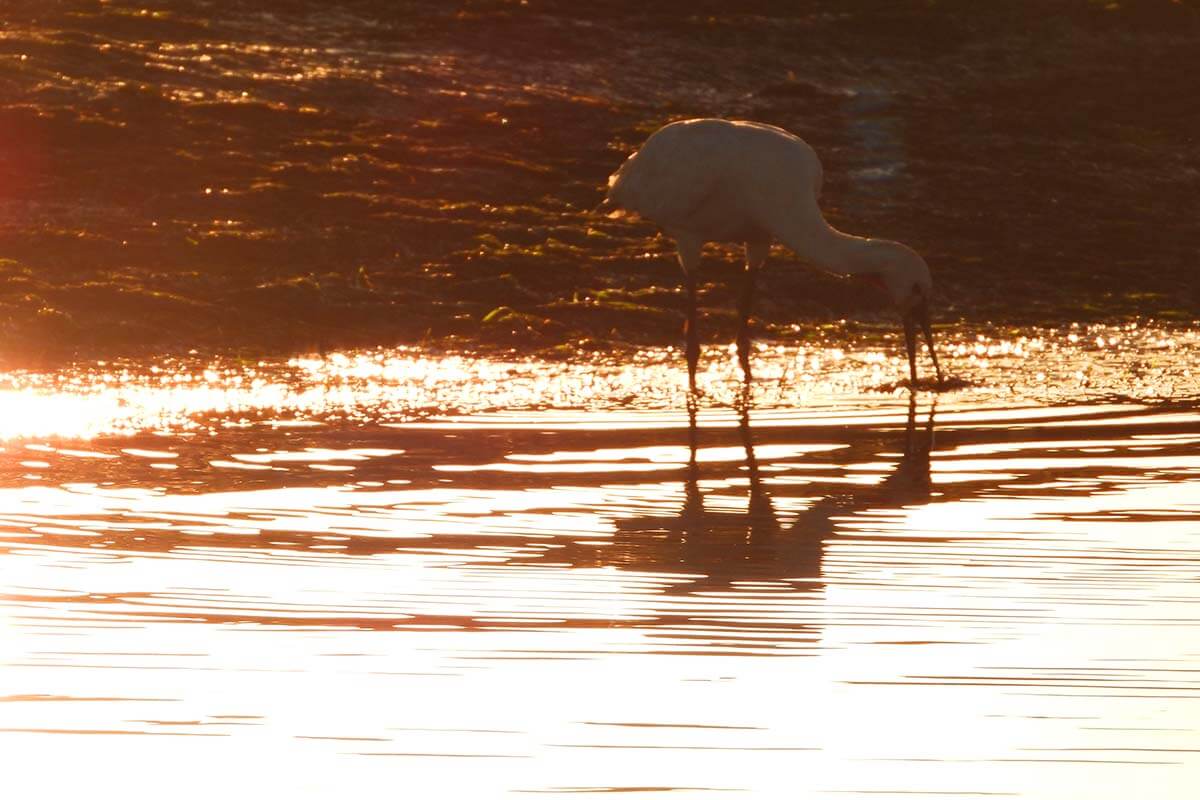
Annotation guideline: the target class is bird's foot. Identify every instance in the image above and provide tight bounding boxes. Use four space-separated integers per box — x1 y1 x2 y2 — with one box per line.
906 374 971 392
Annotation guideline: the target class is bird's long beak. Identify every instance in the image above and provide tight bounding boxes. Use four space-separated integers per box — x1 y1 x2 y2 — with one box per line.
904 297 944 388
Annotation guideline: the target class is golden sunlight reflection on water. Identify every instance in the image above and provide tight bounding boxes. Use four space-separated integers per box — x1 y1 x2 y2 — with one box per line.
0 323 1196 441
1 330 1200 798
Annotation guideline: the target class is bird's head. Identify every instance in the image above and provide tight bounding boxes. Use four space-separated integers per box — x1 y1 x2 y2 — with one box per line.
856 239 932 311
858 240 943 388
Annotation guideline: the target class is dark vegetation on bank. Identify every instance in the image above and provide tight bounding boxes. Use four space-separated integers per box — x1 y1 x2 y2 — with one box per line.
0 0 1197 364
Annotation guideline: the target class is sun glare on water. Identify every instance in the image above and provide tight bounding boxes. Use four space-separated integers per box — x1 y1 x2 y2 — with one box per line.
0 326 1199 798
0 324 1195 440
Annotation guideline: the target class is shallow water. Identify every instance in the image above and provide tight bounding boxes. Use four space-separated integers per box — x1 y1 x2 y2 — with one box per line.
4 3 1197 361
2 337 1200 798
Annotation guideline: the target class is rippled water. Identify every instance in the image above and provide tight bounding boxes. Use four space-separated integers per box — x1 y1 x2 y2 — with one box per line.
2 337 1200 798
3 4 1198 794
4 2 1197 362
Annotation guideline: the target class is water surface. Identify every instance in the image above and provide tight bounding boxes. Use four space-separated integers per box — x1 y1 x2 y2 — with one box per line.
3 2 1197 357
2 337 1200 798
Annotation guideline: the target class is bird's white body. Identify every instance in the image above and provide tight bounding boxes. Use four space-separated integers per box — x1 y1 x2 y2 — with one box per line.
603 118 942 389
607 119 828 254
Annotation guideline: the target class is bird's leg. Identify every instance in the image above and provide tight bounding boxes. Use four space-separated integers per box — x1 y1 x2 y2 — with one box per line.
902 392 918 458
677 237 702 395
685 271 699 394
918 307 944 387
684 390 702 518
903 312 918 387
735 268 754 383
737 242 767 387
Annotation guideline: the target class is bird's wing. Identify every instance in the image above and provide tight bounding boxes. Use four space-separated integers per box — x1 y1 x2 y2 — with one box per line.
604 124 725 228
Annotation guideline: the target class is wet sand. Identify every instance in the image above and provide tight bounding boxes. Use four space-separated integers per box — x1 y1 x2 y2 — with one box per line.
2 339 1199 798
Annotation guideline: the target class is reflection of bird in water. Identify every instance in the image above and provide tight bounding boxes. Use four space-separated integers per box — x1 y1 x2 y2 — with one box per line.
602 118 943 392
607 393 936 593
663 395 786 582
790 394 934 541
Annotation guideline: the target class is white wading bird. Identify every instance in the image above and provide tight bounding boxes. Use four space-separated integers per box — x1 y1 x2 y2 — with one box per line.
600 118 944 391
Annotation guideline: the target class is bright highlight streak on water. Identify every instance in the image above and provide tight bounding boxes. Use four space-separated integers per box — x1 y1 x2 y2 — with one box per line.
0 323 1195 441
1 328 1199 799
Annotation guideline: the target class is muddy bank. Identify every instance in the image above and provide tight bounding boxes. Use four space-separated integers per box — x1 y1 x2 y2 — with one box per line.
0 1 1197 364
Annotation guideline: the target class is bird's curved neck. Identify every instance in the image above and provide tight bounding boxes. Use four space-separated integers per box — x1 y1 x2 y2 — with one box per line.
788 222 875 277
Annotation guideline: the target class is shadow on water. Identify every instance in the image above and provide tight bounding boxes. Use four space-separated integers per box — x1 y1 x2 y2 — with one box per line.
605 393 936 596
0 390 947 653
4 381 1200 796
3 388 1200 646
